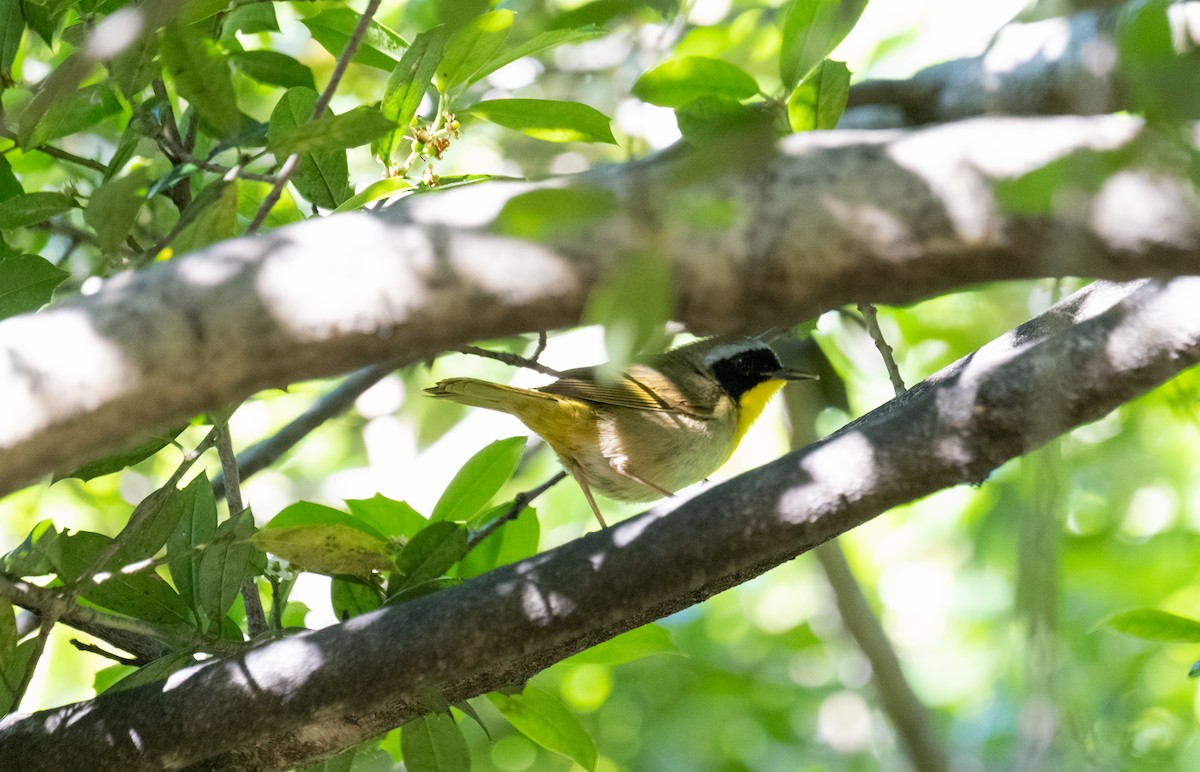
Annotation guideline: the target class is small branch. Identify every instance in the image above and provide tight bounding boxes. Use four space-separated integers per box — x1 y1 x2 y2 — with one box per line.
68 640 141 667
0 127 107 173
456 345 565 378
467 471 567 550
856 302 906 397
212 362 397 500
214 419 267 638
247 0 384 233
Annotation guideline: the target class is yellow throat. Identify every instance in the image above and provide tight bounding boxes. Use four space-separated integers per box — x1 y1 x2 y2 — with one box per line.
732 378 787 453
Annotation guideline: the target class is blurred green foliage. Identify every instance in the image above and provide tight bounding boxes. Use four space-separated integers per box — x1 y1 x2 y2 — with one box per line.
1 0 1199 770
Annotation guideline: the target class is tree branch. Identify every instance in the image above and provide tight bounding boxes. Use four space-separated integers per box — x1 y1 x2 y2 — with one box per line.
0 277 1196 770
0 115 1195 496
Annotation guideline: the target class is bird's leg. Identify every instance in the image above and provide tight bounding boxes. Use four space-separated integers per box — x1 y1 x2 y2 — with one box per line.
568 462 608 529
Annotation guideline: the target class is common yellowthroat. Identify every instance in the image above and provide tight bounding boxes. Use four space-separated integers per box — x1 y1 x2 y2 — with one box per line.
425 336 816 527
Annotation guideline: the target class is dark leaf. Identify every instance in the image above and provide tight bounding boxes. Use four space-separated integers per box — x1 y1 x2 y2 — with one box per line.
230 50 316 91
0 254 68 319
160 24 241 137
0 192 77 230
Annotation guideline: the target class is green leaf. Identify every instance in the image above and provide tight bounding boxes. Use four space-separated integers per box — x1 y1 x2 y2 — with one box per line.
490 686 597 771
0 0 22 81
268 106 396 156
301 7 407 72
787 58 850 132
168 472 219 623
632 56 759 108
458 505 539 579
160 25 242 137
25 83 122 147
331 577 382 619
431 436 526 522
230 50 316 91
0 638 37 714
255 502 392 576
469 98 616 144
84 166 149 254
197 509 258 634
54 531 193 627
223 3 279 35
268 87 352 209
112 487 187 567
778 0 868 91
0 192 77 230
236 180 304 229
0 254 68 319
170 180 237 256
994 148 1130 216
21 1 60 49
344 495 428 539
584 249 673 374
0 156 22 202
104 651 194 693
1117 0 1200 124
437 9 514 90
400 713 470 772
392 521 469 591
673 95 773 146
1 520 62 577
374 26 448 168
264 501 390 542
331 177 413 214
252 525 392 577
471 26 607 87
493 187 618 241
566 623 678 664
56 423 186 483
1103 609 1200 643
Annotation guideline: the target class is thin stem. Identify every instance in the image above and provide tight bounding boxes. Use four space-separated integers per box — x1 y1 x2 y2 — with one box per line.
457 345 565 378
247 0 384 234
0 127 108 173
467 472 567 551
856 302 906 397
9 617 53 712
214 419 267 638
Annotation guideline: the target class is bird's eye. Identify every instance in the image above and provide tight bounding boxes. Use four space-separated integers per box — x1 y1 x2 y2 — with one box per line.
734 355 753 374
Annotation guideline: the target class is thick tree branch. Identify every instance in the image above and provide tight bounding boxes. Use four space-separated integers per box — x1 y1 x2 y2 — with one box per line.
0 277 1196 770
0 115 1196 496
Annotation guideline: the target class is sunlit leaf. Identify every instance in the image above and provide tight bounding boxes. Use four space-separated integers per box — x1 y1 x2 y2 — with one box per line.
437 9 514 90
344 495 428 539
375 26 448 168
469 98 617 144
236 180 304 229
431 436 527 522
400 713 470 772
252 525 392 577
472 26 606 86
632 56 759 108
301 7 407 72
0 254 68 319
490 686 597 771
1104 609 1200 643
223 3 279 35
787 59 850 132
268 106 396 156
778 0 868 91
331 178 413 213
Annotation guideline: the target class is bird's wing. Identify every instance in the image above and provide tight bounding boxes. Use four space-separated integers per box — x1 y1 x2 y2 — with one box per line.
538 367 709 416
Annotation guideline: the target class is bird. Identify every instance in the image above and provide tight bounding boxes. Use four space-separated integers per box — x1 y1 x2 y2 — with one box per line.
424 335 816 527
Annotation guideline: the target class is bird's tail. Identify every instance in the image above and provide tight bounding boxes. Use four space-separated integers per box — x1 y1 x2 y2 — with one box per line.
424 378 554 414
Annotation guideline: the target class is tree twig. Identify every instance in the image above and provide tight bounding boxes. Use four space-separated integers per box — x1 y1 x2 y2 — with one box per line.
246 0 384 233
856 302 906 396
214 419 267 638
466 471 567 550
212 362 397 500
456 345 565 378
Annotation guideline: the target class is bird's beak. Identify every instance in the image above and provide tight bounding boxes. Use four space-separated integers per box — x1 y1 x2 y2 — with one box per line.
770 369 819 381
